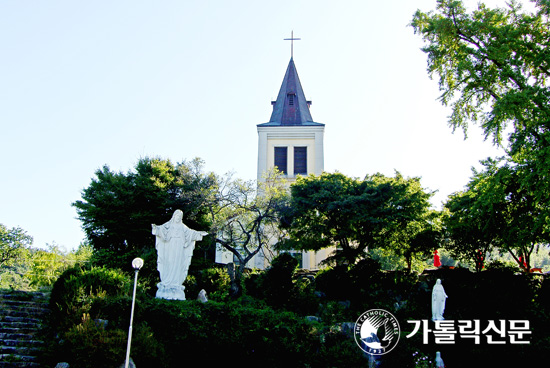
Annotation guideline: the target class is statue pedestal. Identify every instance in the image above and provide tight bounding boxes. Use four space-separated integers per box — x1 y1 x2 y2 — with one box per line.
156 283 186 300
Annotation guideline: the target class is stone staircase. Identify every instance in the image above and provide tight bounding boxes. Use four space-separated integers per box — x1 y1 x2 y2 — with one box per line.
0 291 50 368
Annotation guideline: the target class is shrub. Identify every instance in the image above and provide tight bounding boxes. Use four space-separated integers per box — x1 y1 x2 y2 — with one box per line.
140 298 322 367
243 253 315 313
315 264 353 301
59 313 126 368
262 253 299 307
48 266 132 333
315 258 386 307
130 322 167 367
184 266 230 301
485 259 520 274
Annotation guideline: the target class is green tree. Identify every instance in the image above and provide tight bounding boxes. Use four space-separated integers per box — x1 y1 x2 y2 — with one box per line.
210 170 289 297
411 0 550 147
411 0 550 222
443 190 495 272
372 174 441 271
445 158 548 272
280 172 435 267
27 243 92 287
73 157 215 264
0 224 32 267
0 224 32 289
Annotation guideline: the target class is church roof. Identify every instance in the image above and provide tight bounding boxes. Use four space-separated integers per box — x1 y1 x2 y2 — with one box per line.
258 58 324 127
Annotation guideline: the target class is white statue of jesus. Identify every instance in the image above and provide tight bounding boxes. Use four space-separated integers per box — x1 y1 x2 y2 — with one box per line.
431 279 448 321
152 210 207 300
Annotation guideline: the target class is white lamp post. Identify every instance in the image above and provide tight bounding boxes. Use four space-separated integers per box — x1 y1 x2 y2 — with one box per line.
125 257 144 368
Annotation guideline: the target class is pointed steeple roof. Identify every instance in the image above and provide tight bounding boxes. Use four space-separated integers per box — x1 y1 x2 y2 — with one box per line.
258 58 324 127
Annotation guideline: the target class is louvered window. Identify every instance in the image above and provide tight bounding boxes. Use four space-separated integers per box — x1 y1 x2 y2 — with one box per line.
274 147 288 175
288 94 294 106
294 146 307 175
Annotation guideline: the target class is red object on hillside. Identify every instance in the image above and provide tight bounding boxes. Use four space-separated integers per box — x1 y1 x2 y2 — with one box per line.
434 250 441 268
476 249 485 270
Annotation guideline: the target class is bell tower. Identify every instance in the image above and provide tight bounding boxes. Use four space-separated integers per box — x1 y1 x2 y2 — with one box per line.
257 57 325 182
254 53 331 270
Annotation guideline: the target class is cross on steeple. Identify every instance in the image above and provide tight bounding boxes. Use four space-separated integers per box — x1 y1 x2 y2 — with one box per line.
284 31 301 59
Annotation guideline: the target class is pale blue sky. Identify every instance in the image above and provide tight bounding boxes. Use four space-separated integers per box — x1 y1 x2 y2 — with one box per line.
1 0 516 251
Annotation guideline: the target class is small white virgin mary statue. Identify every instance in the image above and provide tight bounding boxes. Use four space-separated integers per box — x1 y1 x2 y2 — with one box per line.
435 351 445 368
152 210 207 300
432 279 448 321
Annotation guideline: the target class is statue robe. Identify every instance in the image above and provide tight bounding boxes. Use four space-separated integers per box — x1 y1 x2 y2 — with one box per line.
153 217 206 300
431 279 448 321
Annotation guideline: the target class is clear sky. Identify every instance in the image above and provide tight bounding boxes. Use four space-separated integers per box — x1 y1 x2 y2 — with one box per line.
1 0 520 251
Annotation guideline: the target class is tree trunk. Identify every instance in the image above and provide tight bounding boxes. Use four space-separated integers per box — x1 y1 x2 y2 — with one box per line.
405 255 412 272
226 262 242 298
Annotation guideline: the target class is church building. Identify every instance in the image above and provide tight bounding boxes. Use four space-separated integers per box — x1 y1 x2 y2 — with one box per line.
257 56 331 270
216 54 332 270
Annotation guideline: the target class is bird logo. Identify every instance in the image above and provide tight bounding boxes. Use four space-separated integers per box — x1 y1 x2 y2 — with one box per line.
354 309 401 355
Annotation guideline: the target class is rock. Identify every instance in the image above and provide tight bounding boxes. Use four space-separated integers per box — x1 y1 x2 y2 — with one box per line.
330 322 355 337
340 322 355 337
305 316 321 323
197 289 208 303
94 319 108 329
337 300 351 309
314 291 326 298
394 300 407 311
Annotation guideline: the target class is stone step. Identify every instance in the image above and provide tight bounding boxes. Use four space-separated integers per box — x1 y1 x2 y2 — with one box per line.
0 305 50 316
1 316 43 324
0 292 50 300
0 346 41 356
0 362 40 368
0 326 42 335
1 298 48 305
0 327 41 335
0 300 49 311
0 311 49 320
0 293 49 300
0 353 40 367
1 340 43 348
0 333 35 341
0 291 50 368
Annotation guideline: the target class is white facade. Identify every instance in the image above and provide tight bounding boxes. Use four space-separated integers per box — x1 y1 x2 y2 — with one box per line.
254 123 330 270
257 125 325 182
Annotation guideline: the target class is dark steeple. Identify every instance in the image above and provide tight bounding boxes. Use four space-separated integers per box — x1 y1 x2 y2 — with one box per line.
258 58 324 127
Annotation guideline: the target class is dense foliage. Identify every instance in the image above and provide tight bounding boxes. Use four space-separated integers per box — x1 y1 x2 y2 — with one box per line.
280 172 437 269
73 157 215 260
0 223 33 267
73 158 289 298
210 169 289 297
42 259 550 368
43 265 337 368
412 0 550 269
0 223 92 290
411 0 550 162
444 158 549 272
